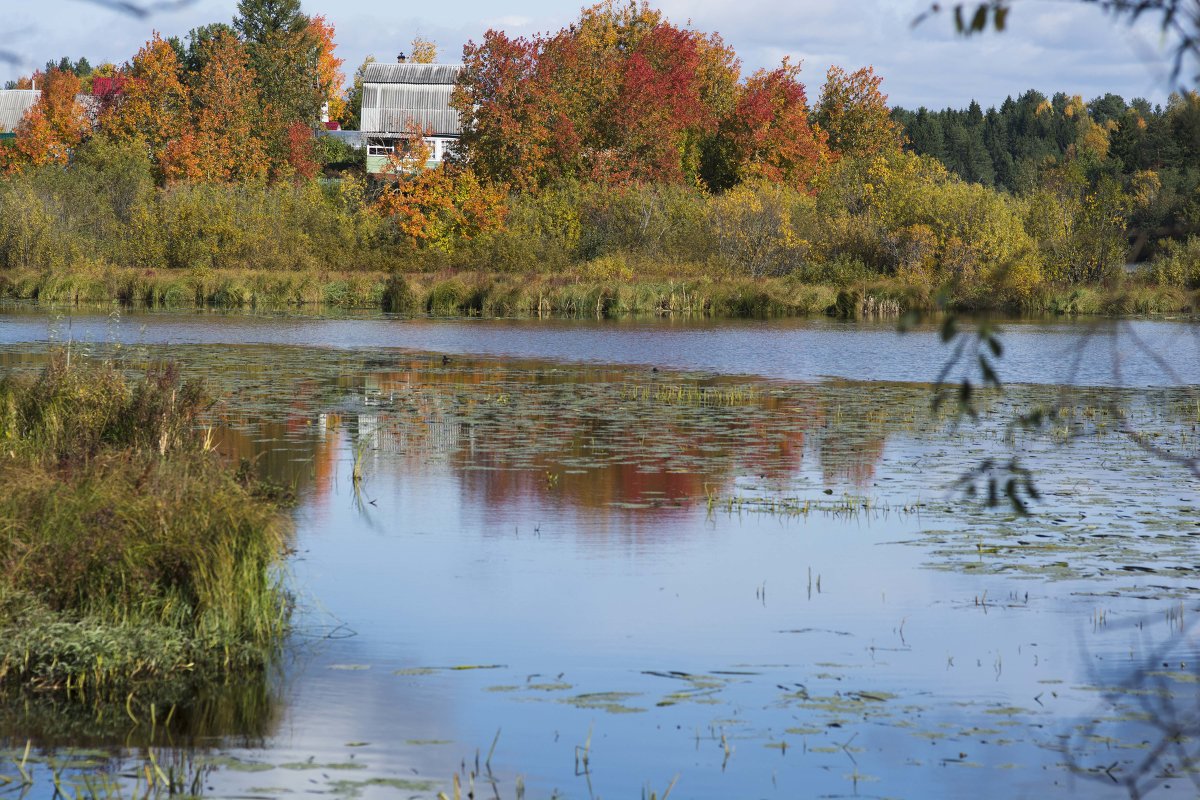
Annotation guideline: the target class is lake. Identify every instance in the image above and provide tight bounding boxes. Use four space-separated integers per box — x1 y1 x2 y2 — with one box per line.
0 306 1198 800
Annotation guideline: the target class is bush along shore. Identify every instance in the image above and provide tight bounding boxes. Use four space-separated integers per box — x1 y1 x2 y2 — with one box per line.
1 154 1198 318
0 354 292 703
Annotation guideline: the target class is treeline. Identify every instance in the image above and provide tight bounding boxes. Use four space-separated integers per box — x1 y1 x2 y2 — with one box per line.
1 0 344 181
894 90 1200 261
0 1 1198 315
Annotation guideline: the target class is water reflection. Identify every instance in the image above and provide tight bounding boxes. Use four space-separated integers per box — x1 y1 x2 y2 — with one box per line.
200 355 908 518
0 333 1198 799
0 676 281 750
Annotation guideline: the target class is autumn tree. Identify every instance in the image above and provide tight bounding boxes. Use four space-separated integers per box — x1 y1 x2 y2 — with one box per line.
98 34 190 173
453 1 739 190
309 15 346 122
374 165 508 250
161 30 268 184
283 121 320 180
717 59 829 191
815 65 903 160
1 68 90 173
410 36 438 64
454 31 553 191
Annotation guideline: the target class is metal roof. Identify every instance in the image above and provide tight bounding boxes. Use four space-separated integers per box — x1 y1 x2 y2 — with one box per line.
360 65 462 135
0 90 40 133
362 62 462 85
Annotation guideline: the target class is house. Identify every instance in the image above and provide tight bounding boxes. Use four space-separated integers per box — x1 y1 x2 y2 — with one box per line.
0 90 41 140
360 57 462 175
0 78 123 139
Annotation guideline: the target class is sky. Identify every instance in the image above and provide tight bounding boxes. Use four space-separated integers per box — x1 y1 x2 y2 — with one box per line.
1 0 1188 110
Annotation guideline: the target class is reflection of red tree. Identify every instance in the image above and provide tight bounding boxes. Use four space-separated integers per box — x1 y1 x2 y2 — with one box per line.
819 433 886 488
360 363 822 516
310 414 343 511
206 357 893 522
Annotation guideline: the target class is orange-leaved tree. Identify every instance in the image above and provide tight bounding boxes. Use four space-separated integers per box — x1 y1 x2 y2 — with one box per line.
373 144 508 251
99 33 190 176
454 1 740 190
725 59 830 190
161 30 267 183
310 15 346 123
454 30 562 192
2 68 90 173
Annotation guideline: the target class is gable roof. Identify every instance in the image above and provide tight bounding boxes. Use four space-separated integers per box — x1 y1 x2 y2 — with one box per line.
0 90 40 133
360 62 463 136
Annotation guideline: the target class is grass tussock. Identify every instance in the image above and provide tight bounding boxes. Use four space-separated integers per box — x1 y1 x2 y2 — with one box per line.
0 355 291 698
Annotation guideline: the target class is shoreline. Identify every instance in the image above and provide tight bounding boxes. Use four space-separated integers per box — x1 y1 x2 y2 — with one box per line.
1 267 1196 319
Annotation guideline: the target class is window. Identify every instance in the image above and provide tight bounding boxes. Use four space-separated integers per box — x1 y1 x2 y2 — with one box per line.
366 137 395 156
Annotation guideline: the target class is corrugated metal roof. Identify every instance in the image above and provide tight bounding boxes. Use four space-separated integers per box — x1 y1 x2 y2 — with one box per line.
360 82 461 135
362 62 462 85
0 90 40 133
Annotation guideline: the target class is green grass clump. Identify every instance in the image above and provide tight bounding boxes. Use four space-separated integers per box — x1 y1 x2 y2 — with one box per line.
0 355 290 698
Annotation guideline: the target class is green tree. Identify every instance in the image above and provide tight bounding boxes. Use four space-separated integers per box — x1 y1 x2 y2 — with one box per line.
338 55 374 130
184 23 239 75
234 0 306 43
234 0 321 126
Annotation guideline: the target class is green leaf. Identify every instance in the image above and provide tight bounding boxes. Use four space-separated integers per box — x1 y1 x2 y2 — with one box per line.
970 4 989 32
979 356 1000 387
941 315 958 343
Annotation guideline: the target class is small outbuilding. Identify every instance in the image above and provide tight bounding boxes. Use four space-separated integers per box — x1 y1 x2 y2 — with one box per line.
360 58 462 175
0 90 40 139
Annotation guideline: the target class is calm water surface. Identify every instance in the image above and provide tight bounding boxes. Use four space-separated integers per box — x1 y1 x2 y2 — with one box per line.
0 304 1197 385
0 307 1198 800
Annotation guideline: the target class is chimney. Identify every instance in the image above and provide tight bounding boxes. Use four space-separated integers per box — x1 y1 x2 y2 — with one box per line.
397 52 407 63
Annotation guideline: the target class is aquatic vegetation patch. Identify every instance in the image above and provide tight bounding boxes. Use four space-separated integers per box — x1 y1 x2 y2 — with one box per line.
562 691 647 714
0 355 291 699
325 776 437 797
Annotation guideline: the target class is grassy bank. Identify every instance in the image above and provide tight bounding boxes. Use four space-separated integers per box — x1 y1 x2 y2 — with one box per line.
0 356 291 699
1 265 1196 318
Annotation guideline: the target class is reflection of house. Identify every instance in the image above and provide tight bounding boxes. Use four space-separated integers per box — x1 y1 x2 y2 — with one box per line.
0 90 40 139
360 58 461 175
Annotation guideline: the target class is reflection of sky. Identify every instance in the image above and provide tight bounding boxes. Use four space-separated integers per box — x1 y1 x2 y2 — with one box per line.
270 440 1198 800
1 310 1198 387
0 313 1198 799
